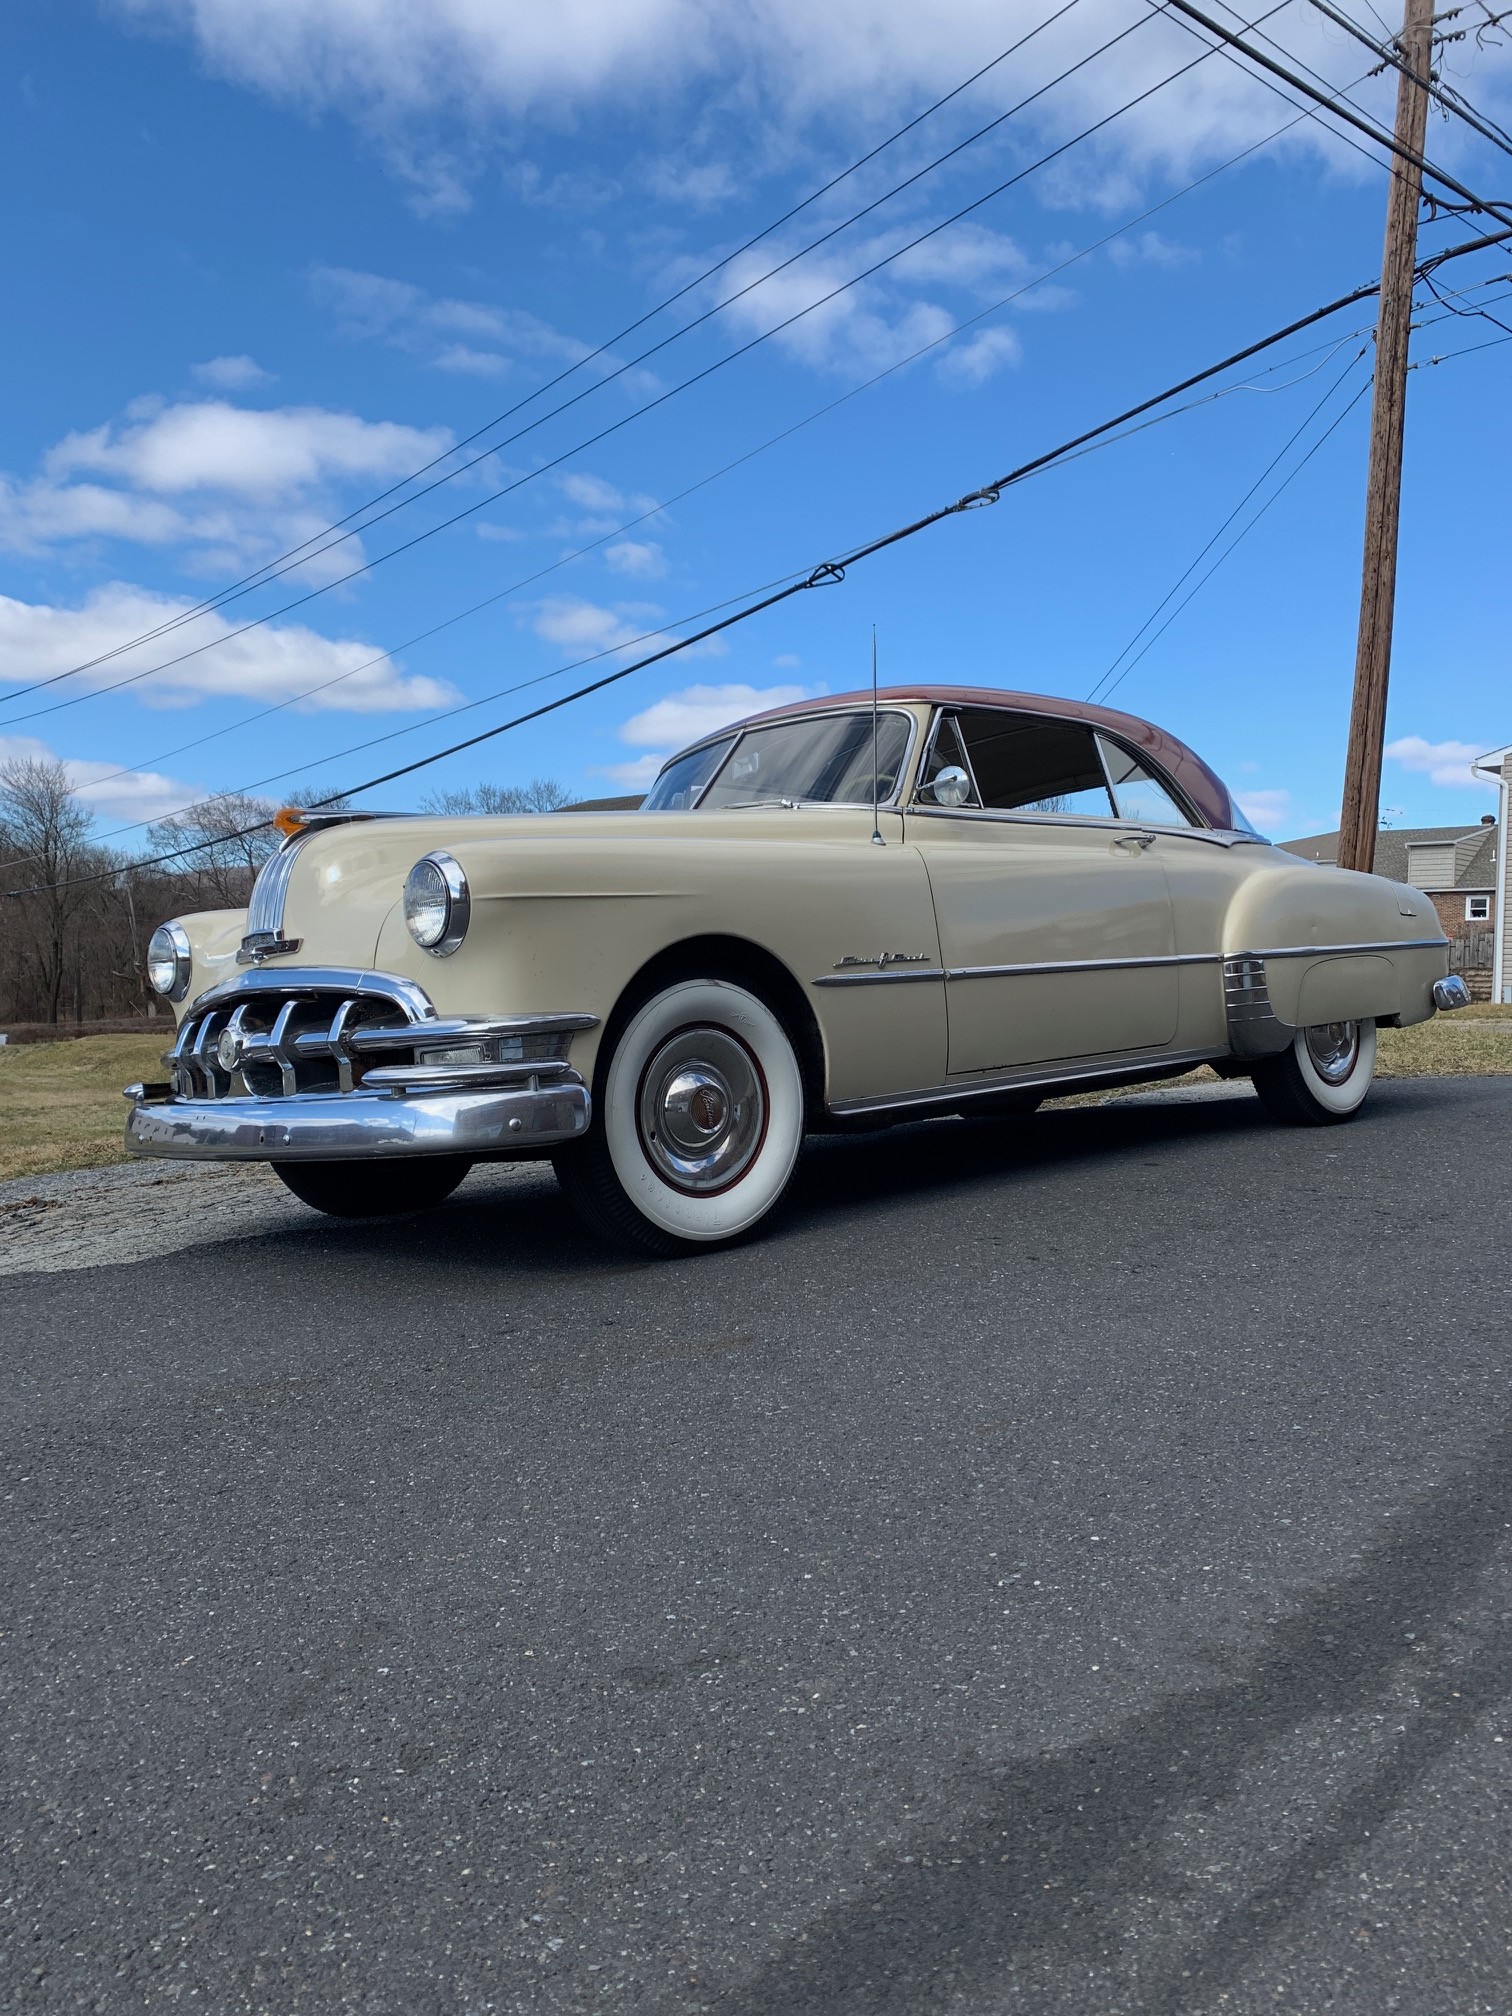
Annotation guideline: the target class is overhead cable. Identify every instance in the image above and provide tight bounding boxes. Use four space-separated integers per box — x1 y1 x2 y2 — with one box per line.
28 0 1087 686
1305 0 1512 159
10 221 1509 899
38 79 1377 845
1158 0 1512 228
4 0 1288 717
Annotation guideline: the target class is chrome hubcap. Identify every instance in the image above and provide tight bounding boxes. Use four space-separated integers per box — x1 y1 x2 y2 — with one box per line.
638 1026 766 1193
1304 1020 1359 1084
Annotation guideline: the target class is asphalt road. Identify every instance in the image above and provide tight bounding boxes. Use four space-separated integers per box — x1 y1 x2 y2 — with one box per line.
3 1077 1511 2016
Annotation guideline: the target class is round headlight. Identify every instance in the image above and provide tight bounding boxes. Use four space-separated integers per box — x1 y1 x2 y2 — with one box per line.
147 920 192 1001
404 851 469 956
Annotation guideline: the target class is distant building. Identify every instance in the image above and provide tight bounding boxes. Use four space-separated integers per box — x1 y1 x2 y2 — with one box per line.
1470 745 1511 1004
1280 817 1501 999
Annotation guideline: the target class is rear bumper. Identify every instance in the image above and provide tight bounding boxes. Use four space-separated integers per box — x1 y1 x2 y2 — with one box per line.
124 1073 590 1163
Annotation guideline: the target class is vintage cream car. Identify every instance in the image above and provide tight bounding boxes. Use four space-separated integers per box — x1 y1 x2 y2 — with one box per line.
128 687 1468 1253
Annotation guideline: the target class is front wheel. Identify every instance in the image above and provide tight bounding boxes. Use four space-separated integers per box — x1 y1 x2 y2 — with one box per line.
272 1156 472 1219
1252 1019 1376 1126
553 977 806 1256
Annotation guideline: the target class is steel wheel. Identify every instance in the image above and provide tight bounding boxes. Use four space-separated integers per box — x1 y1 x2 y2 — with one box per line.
553 977 805 1254
1253 1018 1377 1126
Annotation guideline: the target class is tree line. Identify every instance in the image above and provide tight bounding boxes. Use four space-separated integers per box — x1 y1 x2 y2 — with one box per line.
0 759 570 1027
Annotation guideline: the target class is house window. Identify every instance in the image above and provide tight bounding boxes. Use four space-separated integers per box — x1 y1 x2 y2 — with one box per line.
1467 894 1490 921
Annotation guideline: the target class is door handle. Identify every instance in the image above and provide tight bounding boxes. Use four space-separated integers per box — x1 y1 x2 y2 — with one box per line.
1111 830 1156 853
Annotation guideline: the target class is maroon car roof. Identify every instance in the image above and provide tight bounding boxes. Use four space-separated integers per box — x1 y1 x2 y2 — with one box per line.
715 685 1241 831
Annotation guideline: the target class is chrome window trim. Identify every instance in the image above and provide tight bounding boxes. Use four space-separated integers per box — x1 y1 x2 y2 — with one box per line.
685 704 920 812
913 707 984 809
906 705 1209 831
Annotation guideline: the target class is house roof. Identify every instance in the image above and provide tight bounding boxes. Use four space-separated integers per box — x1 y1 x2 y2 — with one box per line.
1280 823 1498 888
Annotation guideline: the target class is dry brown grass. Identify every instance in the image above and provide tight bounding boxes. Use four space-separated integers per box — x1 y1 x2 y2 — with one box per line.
0 1032 168 1183
0 1010 1508 1184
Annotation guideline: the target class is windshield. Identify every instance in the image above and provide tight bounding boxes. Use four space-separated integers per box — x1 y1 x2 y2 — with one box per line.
640 737 736 812
665 709 913 810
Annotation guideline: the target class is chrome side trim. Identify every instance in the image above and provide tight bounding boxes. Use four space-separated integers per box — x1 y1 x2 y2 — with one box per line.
1223 955 1291 1060
946 952 1220 981
827 1046 1227 1120
126 1077 590 1163
1240 937 1445 958
812 967 946 988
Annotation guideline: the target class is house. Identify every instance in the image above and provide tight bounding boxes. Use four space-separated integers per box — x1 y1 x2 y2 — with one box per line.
1279 817 1501 999
1470 744 1511 1005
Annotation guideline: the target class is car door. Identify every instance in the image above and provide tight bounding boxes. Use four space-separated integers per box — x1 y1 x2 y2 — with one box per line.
907 707 1181 1075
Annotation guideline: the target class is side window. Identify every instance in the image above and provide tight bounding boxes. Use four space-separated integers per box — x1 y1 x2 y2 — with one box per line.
953 709 1115 818
1097 736 1195 827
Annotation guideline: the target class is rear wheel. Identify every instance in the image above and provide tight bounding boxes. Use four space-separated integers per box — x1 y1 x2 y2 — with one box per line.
272 1156 472 1219
553 976 806 1256
1252 1019 1376 1126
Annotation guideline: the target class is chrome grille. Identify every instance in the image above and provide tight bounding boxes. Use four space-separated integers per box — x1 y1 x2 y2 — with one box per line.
165 974 593 1102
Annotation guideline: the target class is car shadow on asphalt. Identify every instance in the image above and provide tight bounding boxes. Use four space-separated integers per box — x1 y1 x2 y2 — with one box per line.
235 1077 1456 1279
702 1405 1512 2015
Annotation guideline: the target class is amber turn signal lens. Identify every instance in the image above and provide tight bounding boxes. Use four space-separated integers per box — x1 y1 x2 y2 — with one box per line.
273 806 308 839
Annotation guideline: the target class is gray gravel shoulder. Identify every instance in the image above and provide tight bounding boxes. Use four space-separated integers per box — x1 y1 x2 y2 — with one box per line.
0 1156 554 1276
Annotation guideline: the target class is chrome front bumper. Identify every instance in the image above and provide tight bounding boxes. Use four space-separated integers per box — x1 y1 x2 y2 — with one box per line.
124 963 595 1164
125 1073 590 1162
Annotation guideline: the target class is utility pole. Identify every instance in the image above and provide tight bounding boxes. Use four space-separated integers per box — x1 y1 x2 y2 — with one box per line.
1337 0 1434 873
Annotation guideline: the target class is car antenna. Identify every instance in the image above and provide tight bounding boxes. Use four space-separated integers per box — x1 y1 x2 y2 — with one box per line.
870 624 885 848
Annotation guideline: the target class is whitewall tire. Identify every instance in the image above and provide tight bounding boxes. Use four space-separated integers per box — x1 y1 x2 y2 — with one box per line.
1253 1018 1377 1126
553 978 806 1254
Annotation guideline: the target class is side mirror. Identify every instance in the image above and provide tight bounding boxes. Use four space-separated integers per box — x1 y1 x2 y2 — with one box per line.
925 765 971 809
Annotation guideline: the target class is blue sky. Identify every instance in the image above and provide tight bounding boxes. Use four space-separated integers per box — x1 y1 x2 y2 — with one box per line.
2 0 1508 848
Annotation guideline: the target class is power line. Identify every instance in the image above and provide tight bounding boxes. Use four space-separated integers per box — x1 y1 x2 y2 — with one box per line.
2 1 1284 721
40 82 1376 848
1087 344 1371 701
1095 375 1374 704
21 0 1087 691
1159 0 1512 227
10 222 1509 897
0 252 1454 899
11 0 1125 702
1305 0 1512 159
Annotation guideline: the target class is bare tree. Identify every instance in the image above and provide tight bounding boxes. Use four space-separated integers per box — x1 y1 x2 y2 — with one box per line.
145 791 280 909
0 757 98 1023
419 777 571 816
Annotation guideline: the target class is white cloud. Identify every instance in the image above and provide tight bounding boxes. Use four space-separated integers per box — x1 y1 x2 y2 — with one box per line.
191 354 275 390
772 653 801 668
1107 230 1199 271
618 680 813 750
112 0 1416 205
0 394 451 582
593 752 669 791
432 342 511 378
0 584 458 714
605 539 666 578
45 399 448 499
527 596 666 659
936 326 1022 387
1235 787 1291 836
311 264 596 379
1385 736 1500 791
0 732 202 825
